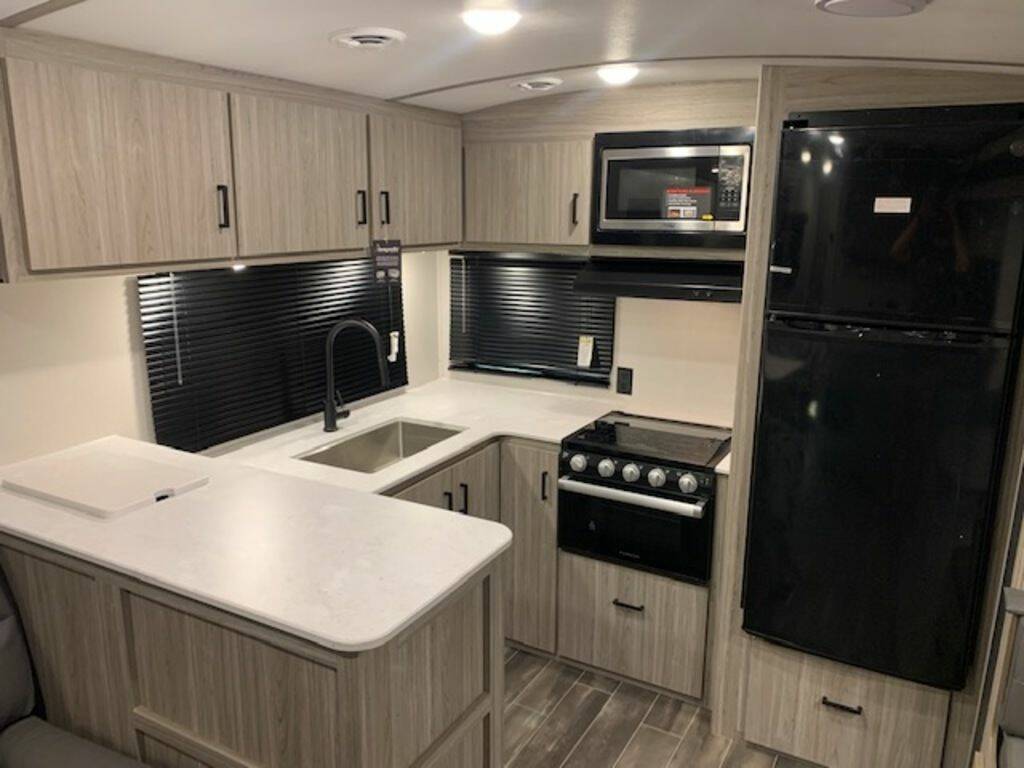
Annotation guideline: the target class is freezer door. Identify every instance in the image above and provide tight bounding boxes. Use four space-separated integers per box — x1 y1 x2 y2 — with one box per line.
743 319 1011 689
769 120 1024 331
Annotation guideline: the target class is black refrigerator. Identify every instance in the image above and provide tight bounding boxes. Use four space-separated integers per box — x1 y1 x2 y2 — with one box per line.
743 103 1024 690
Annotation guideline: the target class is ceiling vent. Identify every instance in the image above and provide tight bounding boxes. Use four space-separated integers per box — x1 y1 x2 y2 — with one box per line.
814 0 930 16
329 27 407 50
513 76 563 93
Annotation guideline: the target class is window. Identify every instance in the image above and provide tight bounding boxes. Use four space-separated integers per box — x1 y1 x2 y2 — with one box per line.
449 252 615 385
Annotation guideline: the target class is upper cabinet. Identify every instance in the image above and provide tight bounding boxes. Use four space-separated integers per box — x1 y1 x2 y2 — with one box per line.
230 94 369 256
370 114 462 246
464 140 590 246
6 58 237 270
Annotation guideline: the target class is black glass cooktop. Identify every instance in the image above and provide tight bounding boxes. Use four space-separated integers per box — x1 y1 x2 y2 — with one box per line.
568 411 732 467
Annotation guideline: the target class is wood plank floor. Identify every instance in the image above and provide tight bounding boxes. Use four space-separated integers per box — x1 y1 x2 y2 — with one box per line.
502 647 817 768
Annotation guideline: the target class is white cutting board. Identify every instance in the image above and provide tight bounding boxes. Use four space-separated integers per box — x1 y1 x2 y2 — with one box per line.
1 441 209 519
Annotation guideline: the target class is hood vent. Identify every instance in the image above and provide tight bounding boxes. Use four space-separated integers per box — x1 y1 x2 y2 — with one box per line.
574 258 743 303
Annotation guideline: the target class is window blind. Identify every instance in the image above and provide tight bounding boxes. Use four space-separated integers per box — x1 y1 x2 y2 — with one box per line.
137 257 407 453
449 251 615 385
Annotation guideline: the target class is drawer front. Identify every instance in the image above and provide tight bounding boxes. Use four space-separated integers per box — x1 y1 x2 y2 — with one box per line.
744 638 949 768
557 551 707 697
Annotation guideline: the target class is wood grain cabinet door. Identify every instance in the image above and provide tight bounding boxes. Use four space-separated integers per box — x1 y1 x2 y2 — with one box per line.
449 442 500 521
369 114 461 246
464 140 590 246
499 439 559 652
6 57 237 270
395 467 453 511
230 94 369 256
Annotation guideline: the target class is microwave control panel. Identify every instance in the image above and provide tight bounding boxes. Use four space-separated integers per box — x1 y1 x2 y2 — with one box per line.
716 155 746 221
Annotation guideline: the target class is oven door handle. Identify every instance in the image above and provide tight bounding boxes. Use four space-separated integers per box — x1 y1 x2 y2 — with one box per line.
557 477 707 519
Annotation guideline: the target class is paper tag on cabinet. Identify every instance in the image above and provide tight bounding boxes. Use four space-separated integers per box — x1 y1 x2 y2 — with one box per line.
577 335 595 368
873 196 912 214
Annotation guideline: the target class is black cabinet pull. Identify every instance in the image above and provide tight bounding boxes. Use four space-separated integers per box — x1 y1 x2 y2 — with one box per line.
541 471 549 501
380 191 391 225
571 192 579 226
443 491 453 511
821 696 863 716
459 483 469 514
612 598 645 613
216 184 230 229
356 190 368 225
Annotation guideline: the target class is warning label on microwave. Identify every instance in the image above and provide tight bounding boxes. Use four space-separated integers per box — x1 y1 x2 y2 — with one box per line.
664 186 711 220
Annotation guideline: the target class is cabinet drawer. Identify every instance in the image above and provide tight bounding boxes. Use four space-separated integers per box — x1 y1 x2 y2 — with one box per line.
744 638 949 768
557 552 707 697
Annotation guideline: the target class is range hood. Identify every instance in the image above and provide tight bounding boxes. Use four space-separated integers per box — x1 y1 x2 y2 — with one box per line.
574 257 743 302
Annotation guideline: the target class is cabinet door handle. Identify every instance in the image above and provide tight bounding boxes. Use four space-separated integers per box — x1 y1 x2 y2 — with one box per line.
443 491 453 511
612 598 645 613
380 191 391 225
216 185 231 229
458 483 469 514
570 192 579 226
541 471 549 501
821 696 863 716
356 190 368 225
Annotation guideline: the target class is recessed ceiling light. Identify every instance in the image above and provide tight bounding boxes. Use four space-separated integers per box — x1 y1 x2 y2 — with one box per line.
597 64 639 86
231 263 247 272
461 9 522 36
814 0 930 17
513 76 563 93
329 27 407 50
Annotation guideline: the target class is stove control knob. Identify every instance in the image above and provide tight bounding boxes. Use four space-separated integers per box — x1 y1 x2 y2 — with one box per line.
597 458 616 478
647 468 666 488
622 463 641 483
679 472 699 494
569 454 588 473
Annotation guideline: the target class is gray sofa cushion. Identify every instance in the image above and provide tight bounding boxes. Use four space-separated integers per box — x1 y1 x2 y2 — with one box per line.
0 717 144 768
0 570 34 731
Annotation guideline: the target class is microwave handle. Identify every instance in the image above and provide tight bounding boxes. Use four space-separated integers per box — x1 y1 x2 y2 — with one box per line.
557 477 707 519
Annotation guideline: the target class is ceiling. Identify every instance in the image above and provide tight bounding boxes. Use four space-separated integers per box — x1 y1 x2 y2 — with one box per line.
16 0 1024 113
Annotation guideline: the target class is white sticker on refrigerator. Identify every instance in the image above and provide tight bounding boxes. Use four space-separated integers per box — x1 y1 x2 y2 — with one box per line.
873 196 912 214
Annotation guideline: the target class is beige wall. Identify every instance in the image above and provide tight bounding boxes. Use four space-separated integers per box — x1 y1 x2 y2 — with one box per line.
434 252 741 427
0 250 446 465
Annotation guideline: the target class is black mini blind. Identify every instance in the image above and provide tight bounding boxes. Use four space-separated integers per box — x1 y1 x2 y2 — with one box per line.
449 252 615 384
138 257 407 453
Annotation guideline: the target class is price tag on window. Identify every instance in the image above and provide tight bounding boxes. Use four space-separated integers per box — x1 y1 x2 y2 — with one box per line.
577 335 595 368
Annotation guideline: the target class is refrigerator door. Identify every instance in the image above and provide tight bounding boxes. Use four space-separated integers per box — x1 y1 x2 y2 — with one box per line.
769 118 1024 332
743 318 1011 689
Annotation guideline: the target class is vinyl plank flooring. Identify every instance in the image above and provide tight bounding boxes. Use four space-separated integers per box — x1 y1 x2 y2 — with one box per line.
515 660 583 715
578 669 620 694
615 725 681 768
506 646 519 663
505 651 549 708
508 683 610 768
723 742 778 767
775 758 820 768
644 694 699 736
667 709 733 768
505 703 549 765
560 682 657 768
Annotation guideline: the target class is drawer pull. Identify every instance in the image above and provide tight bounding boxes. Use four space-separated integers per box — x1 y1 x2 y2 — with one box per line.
821 696 863 716
612 598 645 613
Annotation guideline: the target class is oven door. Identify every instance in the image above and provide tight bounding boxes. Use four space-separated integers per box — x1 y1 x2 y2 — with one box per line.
599 145 750 234
557 478 713 584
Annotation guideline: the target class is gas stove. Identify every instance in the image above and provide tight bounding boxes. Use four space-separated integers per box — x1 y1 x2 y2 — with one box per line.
557 412 731 584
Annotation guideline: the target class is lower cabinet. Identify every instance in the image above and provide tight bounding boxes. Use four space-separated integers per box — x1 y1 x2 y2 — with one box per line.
744 638 950 768
557 551 708 698
394 442 500 521
500 439 559 654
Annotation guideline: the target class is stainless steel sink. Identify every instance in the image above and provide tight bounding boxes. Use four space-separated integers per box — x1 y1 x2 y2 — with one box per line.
298 419 464 473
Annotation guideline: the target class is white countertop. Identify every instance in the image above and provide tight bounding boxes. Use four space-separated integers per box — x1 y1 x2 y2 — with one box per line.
0 435 511 653
218 378 731 496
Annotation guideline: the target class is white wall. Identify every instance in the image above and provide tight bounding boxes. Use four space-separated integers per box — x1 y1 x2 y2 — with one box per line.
433 252 741 427
0 251 447 464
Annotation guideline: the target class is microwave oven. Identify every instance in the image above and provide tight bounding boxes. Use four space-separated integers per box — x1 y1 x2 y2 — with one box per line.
591 127 755 248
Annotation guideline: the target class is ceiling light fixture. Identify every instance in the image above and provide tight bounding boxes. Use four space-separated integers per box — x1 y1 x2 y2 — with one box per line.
461 9 522 36
329 27 407 50
814 0 930 17
513 76 563 93
597 64 639 86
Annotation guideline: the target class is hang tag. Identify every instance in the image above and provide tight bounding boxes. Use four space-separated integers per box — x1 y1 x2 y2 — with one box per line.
388 331 400 363
577 335 595 368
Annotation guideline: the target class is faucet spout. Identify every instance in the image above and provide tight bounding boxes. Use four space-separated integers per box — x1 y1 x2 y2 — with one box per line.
323 319 390 432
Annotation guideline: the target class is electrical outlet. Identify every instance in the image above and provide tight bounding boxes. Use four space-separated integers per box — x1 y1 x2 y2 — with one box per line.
616 367 634 395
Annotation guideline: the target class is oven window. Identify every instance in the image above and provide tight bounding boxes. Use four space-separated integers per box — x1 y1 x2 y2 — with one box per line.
605 156 719 221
